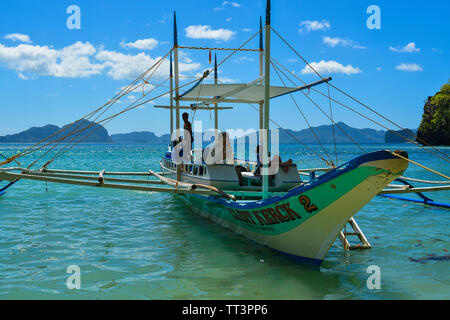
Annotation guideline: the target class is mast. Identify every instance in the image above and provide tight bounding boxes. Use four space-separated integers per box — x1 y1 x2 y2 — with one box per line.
214 53 219 134
169 52 174 137
262 0 271 199
173 11 181 181
258 16 264 147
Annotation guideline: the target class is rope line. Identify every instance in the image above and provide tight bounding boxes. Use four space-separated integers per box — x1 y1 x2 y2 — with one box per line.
0 49 174 168
270 61 334 166
217 78 334 166
270 59 366 153
327 84 338 166
270 26 450 163
4 28 262 169
35 78 171 168
269 54 450 164
391 152 450 180
27 78 197 168
25 53 171 169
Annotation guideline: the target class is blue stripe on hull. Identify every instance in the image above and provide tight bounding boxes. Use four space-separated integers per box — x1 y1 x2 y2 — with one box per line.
272 248 323 266
199 150 402 210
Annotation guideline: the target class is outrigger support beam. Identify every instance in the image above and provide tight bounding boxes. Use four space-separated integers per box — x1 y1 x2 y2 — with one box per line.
271 77 332 99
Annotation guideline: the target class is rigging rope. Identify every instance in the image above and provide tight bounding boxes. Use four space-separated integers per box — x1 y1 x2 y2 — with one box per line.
270 59 367 153
270 26 450 163
216 78 334 166
270 57 450 180
270 61 335 166
0 49 174 168
390 152 449 180
25 53 170 169
4 28 262 169
33 78 171 169
327 84 338 166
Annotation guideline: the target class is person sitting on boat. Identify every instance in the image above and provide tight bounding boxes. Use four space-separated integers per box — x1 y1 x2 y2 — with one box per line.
203 132 234 165
173 136 184 158
254 145 293 177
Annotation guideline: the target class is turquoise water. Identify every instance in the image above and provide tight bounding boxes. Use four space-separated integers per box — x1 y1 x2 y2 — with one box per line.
0 143 449 299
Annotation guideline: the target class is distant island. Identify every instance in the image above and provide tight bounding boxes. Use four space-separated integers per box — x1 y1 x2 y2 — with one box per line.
385 128 417 143
0 121 417 145
279 122 385 144
0 120 110 143
416 81 450 146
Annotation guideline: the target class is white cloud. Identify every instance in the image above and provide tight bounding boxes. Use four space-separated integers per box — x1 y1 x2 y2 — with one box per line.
185 25 235 41
226 17 232 22
223 1 241 7
242 28 252 32
0 41 104 78
323 36 351 48
376 67 382 71
432 48 442 54
395 63 423 72
96 50 162 80
120 38 158 50
389 42 420 53
301 60 362 75
233 56 254 63
299 20 330 34
4 33 32 43
214 1 241 11
18 72 29 79
97 50 200 80
323 36 365 49
220 77 239 83
0 39 200 80
287 58 298 63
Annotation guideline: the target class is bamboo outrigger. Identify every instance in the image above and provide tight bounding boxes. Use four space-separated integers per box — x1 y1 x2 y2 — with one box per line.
0 0 449 265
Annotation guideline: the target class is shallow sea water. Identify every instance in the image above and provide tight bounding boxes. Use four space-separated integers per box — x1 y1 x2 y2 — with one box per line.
0 143 449 299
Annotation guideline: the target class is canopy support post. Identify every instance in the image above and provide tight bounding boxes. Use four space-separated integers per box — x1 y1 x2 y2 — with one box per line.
214 54 219 137
169 52 174 138
259 16 264 145
174 11 181 181
262 0 271 199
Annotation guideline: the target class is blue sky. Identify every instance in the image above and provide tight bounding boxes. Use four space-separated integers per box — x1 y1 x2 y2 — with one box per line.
0 0 448 136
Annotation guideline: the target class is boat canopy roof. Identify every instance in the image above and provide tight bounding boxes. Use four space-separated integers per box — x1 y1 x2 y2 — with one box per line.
178 77 332 103
180 84 298 102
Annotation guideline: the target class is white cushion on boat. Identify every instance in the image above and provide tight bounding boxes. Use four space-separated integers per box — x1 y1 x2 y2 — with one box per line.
241 172 255 178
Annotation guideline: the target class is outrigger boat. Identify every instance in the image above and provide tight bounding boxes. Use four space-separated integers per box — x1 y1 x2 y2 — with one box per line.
0 0 449 265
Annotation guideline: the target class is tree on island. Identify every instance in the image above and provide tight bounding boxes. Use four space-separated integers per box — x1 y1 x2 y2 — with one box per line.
416 81 450 146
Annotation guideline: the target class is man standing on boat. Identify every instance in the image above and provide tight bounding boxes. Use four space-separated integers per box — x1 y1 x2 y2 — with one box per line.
182 112 193 148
